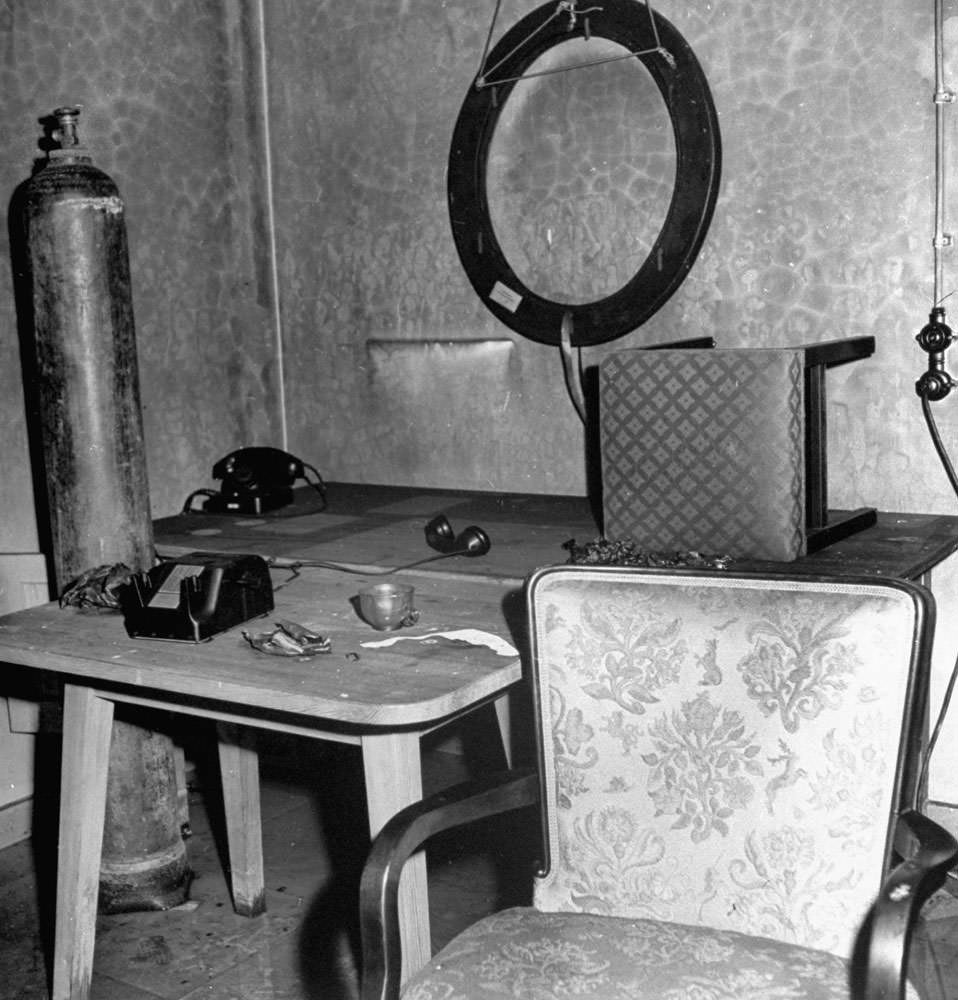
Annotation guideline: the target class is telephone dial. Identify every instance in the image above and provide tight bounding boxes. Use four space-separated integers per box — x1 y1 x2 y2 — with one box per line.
182 447 327 515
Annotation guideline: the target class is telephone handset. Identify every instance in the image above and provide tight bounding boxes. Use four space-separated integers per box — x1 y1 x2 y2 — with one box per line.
212 447 305 490
182 447 326 515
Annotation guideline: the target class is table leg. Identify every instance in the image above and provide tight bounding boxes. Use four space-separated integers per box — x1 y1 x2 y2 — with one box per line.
217 722 266 916
53 684 114 1000
361 731 428 983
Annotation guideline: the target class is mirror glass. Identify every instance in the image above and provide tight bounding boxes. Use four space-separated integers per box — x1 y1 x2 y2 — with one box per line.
486 38 677 306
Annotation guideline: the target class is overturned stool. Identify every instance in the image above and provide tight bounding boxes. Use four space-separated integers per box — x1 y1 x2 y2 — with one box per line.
599 337 876 562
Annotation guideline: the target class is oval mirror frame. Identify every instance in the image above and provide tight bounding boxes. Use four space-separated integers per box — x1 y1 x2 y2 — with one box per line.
448 0 722 347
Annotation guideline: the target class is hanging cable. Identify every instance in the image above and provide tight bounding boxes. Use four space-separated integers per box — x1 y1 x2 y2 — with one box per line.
914 0 958 837
917 0 956 406
933 0 954 305
477 0 563 87
922 395 958 496
559 310 587 424
474 0 506 86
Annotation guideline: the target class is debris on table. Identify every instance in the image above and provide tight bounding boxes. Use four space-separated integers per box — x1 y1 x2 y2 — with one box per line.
243 619 332 657
563 537 731 570
361 628 518 657
59 563 134 609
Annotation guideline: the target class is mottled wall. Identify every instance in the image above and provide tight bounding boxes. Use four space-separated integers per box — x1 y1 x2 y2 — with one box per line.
265 0 958 795
3 0 950 521
0 0 281 547
4 0 958 794
486 37 676 306
268 0 958 513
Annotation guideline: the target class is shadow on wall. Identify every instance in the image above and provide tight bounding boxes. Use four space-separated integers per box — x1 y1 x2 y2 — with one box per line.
364 339 515 487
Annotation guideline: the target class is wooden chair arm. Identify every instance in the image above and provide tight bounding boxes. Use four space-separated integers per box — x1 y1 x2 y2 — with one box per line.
360 768 540 1000
856 809 958 1000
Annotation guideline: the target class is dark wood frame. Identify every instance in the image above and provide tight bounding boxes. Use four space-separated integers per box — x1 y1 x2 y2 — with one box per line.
447 0 722 346
800 336 878 550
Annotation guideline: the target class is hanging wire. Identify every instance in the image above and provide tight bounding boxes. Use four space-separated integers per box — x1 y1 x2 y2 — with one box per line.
918 0 958 844
475 0 507 86
933 0 954 306
476 0 563 86
922 394 958 508
474 0 674 90
559 310 587 423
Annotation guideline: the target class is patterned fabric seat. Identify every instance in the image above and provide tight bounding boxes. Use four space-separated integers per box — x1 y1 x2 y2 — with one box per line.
361 567 957 1000
401 908 851 1000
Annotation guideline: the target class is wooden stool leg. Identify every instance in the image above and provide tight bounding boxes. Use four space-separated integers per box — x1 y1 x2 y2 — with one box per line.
493 692 513 769
216 722 265 916
53 684 114 1000
361 731 428 984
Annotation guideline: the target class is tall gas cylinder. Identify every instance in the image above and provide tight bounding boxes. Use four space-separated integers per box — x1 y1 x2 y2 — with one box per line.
20 107 191 912
21 106 153 583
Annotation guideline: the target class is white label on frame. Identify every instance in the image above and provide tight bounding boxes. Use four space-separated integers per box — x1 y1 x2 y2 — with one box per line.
489 281 522 313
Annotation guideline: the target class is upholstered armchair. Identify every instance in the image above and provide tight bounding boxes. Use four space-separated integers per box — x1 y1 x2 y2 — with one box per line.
360 566 958 1000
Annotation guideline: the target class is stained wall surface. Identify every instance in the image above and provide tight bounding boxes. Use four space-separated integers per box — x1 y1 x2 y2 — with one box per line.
0 0 951 530
4 0 958 793
0 0 281 548
267 0 958 515
261 0 958 802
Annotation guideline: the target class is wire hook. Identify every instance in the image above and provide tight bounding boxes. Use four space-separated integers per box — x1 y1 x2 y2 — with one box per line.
474 0 674 90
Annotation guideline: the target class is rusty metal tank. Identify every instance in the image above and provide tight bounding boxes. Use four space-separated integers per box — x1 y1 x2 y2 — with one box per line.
20 106 191 912
20 106 153 583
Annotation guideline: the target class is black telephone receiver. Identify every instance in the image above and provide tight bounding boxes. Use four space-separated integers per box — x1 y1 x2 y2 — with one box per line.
212 447 305 491
424 514 491 557
183 447 326 515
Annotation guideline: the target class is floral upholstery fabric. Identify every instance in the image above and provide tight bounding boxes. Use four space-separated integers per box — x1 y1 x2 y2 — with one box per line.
529 570 919 960
397 569 927 1000
401 907 851 1000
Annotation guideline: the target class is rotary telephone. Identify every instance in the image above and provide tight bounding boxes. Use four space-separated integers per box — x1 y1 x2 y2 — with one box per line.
182 447 327 515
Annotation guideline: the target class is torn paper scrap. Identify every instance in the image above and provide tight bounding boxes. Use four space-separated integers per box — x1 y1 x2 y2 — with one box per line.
360 629 518 657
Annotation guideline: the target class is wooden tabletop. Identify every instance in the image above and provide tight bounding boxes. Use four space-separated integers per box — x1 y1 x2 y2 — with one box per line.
154 482 958 583
7 484 953 731
0 566 524 728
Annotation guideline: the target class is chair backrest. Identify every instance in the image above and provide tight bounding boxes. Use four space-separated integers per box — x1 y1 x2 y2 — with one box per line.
526 566 934 960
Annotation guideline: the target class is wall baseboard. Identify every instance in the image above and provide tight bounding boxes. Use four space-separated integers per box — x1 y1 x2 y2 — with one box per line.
0 551 50 844
0 796 32 851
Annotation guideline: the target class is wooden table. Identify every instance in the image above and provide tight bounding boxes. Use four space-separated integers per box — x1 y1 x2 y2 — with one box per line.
0 564 524 1000
154 481 958 585
7 483 958 1000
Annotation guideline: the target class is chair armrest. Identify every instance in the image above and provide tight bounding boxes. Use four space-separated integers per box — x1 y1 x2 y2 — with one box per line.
360 768 540 1000
856 809 958 1000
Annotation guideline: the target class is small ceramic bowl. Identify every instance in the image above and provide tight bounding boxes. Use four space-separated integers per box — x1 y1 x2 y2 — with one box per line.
358 582 416 631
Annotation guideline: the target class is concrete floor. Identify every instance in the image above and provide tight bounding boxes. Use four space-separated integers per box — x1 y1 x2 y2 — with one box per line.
2 722 958 1000
0 717 532 1000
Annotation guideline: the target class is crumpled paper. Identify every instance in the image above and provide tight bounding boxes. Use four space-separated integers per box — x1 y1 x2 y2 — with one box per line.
360 628 518 657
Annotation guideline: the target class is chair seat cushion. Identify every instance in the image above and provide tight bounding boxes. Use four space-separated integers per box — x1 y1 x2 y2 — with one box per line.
402 907 850 1000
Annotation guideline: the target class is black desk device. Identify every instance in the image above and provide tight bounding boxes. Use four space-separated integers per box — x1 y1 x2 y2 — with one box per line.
120 552 274 642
